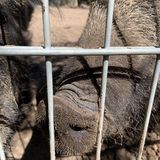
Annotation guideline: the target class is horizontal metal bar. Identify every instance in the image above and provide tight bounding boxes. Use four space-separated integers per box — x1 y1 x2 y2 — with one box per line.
0 46 160 56
42 0 56 159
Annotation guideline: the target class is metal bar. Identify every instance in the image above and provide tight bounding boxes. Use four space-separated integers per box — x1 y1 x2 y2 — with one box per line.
0 47 160 56
0 133 6 160
46 61 55 160
96 0 115 159
104 0 115 47
137 55 160 160
96 56 109 160
42 0 51 47
42 0 56 160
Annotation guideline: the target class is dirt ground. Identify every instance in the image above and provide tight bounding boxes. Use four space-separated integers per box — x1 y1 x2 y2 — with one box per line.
29 6 89 46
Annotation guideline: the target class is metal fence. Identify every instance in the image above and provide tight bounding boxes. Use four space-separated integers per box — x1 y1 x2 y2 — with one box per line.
0 0 160 160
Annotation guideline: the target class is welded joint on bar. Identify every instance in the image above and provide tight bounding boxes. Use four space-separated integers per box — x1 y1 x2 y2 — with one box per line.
137 56 160 160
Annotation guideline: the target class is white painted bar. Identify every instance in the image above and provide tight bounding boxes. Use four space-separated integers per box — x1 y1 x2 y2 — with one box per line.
96 0 115 160
0 46 160 56
137 56 160 160
46 61 55 160
42 0 56 160
0 133 6 160
42 0 51 47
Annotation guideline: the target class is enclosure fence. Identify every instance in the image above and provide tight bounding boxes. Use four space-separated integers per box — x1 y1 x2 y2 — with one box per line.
0 0 160 160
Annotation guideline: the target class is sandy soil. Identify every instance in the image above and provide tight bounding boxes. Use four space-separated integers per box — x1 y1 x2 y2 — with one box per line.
29 6 89 46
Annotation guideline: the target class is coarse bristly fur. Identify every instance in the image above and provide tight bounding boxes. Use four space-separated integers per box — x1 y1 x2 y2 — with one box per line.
0 0 41 45
0 1 43 159
78 0 160 148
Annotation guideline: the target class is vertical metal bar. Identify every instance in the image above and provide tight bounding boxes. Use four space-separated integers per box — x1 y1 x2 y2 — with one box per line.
104 0 115 47
137 56 160 160
0 133 6 160
42 0 51 47
46 61 55 160
96 0 115 160
42 0 56 160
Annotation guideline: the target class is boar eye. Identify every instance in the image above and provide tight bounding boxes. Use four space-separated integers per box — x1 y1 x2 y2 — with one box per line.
69 124 89 131
69 124 83 131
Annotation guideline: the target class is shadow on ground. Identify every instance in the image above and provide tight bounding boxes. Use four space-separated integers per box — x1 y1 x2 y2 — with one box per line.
21 128 50 160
